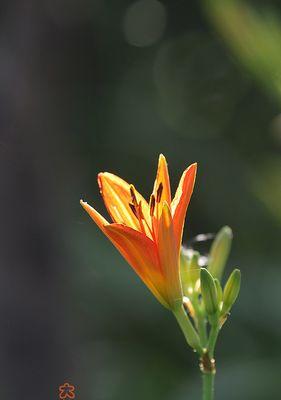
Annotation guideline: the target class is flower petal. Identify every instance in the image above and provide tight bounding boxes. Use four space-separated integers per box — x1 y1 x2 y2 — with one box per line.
80 200 109 232
80 201 168 306
157 202 182 307
104 223 169 308
98 172 150 231
152 154 171 206
171 163 197 253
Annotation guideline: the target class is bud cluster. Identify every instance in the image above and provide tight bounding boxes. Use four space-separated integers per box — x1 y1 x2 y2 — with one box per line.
180 226 241 362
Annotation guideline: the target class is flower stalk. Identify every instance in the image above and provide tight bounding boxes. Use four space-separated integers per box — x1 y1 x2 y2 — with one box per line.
179 226 241 400
202 370 215 400
173 304 203 356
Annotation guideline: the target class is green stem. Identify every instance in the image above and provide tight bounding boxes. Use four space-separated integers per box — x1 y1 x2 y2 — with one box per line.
174 306 219 400
201 321 219 400
173 305 203 356
198 317 208 347
192 296 208 348
208 322 220 359
202 370 215 400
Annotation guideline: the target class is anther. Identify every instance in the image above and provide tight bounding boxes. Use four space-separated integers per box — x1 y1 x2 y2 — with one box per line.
156 182 163 203
129 202 138 217
130 185 137 205
150 195 156 216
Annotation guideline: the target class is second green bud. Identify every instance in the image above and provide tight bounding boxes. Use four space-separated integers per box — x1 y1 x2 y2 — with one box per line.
200 268 218 317
221 269 241 316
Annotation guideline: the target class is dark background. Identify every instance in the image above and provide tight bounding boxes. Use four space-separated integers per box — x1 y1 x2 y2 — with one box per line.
0 0 280 399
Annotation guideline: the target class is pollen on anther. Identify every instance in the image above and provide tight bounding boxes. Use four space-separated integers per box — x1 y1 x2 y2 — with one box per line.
129 202 138 217
130 185 137 204
149 195 156 216
156 182 163 203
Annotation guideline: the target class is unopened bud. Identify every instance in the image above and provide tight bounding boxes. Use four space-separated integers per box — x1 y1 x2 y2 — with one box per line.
189 251 200 269
221 269 241 315
188 252 201 289
180 249 200 296
208 226 233 281
200 268 218 316
214 278 223 307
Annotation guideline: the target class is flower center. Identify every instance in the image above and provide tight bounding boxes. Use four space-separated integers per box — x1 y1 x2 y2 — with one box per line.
128 182 164 241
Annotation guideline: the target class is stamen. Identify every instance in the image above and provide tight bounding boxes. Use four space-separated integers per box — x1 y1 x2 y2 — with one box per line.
136 202 146 234
138 201 144 220
129 187 155 239
129 202 138 217
149 195 155 216
130 185 137 205
156 182 163 203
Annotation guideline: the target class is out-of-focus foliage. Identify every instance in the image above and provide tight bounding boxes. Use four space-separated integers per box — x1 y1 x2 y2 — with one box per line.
202 0 281 229
0 1 280 400
203 0 281 104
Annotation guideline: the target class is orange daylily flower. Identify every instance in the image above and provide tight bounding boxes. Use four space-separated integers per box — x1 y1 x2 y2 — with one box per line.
81 155 197 310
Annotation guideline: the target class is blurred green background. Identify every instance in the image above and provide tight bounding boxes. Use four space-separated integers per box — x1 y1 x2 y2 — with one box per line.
0 0 280 399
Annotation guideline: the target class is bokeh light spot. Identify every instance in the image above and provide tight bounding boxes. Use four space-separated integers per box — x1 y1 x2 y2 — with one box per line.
123 0 166 47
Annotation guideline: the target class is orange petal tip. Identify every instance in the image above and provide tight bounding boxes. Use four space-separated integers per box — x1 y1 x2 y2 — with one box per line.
98 172 105 179
97 171 110 182
189 162 197 171
80 199 92 212
98 172 113 179
80 199 109 228
158 153 168 166
184 162 197 179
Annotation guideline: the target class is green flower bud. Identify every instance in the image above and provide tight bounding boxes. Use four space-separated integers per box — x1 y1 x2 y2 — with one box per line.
180 249 200 296
208 226 233 281
189 251 200 269
222 269 241 315
214 278 223 307
200 268 218 316
188 252 201 290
